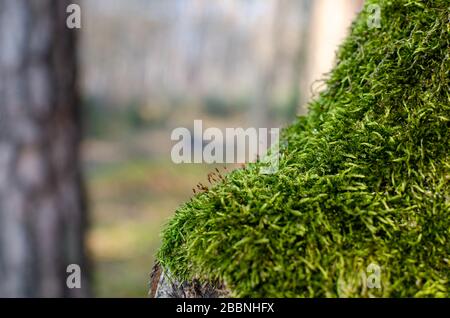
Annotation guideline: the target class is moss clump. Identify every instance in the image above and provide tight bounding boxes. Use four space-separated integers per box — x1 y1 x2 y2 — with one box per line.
158 0 450 297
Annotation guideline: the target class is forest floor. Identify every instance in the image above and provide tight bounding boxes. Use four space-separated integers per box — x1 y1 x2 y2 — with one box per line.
83 127 233 297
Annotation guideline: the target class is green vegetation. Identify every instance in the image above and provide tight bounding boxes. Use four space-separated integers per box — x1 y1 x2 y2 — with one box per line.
158 0 450 297
203 95 248 117
83 98 171 138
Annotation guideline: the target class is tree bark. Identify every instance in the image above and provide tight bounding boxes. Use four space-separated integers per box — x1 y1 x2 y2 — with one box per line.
0 0 89 297
149 263 229 298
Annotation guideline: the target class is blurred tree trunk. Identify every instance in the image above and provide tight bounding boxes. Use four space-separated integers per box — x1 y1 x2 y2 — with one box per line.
0 0 89 297
302 0 364 108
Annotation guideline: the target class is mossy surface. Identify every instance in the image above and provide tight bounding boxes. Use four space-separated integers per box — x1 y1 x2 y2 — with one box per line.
158 0 450 297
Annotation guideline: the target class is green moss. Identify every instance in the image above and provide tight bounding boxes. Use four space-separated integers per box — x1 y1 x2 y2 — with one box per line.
158 0 450 297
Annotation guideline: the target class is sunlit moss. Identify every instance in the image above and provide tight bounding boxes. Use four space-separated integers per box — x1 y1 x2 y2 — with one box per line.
158 0 450 297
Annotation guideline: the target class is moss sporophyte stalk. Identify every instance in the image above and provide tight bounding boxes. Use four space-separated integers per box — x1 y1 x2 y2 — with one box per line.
158 0 450 297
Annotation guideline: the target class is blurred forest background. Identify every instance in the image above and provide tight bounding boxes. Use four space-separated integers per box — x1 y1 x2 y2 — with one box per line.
82 0 363 297
0 0 363 297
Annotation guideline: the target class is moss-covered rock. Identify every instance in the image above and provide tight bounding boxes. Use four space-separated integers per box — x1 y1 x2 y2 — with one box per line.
158 0 450 297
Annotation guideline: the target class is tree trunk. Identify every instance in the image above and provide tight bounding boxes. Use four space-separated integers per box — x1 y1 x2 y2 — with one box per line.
0 0 89 297
149 263 229 298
